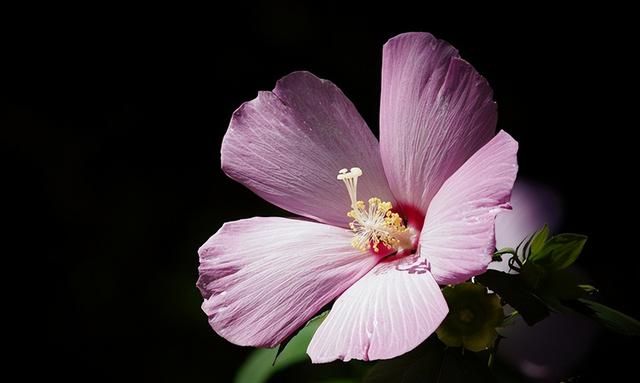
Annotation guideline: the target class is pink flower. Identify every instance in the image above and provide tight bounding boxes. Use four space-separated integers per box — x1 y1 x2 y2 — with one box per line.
197 32 518 363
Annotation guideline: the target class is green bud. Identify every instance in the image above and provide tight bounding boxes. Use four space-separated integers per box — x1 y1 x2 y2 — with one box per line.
436 283 504 352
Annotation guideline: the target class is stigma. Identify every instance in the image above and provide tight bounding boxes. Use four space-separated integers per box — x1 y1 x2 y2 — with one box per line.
337 167 408 252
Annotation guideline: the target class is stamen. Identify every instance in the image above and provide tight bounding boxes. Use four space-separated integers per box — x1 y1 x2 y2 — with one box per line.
337 167 362 207
337 167 408 253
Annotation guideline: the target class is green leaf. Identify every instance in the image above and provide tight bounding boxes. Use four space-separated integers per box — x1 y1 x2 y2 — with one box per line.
519 262 546 289
365 339 493 383
528 233 587 271
576 299 640 336
529 225 550 255
578 284 599 294
475 270 549 325
234 349 279 383
273 310 329 364
234 312 327 383
537 268 591 302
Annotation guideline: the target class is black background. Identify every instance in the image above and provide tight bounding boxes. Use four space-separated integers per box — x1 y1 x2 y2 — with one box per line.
5 3 637 381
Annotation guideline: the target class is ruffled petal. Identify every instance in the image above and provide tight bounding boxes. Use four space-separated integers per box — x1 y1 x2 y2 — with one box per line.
307 256 448 362
222 71 394 227
380 32 497 214
197 217 382 347
419 131 518 285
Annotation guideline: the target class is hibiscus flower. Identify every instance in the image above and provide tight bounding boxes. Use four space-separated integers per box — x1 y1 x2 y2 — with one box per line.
197 32 518 362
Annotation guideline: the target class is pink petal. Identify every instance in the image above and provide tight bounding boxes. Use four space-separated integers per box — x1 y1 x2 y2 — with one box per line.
222 71 394 228
307 256 448 362
197 217 382 348
419 131 518 285
380 32 497 214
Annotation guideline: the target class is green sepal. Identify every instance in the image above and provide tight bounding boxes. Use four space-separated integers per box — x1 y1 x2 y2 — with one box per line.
529 224 550 256
527 233 587 271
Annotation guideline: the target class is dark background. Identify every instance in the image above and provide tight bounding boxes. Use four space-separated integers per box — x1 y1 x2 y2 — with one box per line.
5 3 637 381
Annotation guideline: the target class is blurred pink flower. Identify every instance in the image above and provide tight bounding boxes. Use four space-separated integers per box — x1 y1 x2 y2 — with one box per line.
490 180 563 273
493 180 597 381
197 32 518 362
495 179 563 250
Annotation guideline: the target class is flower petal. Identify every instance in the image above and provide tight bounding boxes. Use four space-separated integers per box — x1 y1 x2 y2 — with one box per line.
419 131 518 285
380 32 497 214
222 71 394 227
197 217 382 347
307 256 448 362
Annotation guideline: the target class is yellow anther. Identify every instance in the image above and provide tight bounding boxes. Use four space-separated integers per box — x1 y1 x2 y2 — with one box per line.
338 168 407 253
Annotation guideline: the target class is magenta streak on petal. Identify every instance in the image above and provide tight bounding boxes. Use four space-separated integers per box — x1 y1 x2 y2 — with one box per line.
197 217 383 348
380 32 497 216
419 130 519 285
221 71 394 228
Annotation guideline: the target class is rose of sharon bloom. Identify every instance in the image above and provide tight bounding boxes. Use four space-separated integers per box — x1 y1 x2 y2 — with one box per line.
197 32 519 363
